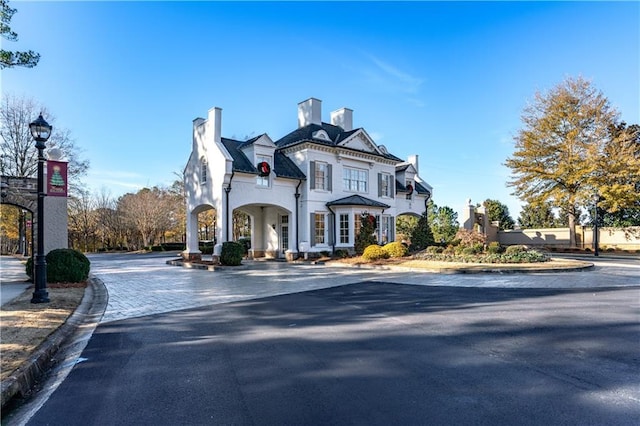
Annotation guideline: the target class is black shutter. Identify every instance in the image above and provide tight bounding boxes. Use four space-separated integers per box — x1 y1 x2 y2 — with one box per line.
378 173 382 197
310 161 316 190
310 213 315 246
327 164 333 192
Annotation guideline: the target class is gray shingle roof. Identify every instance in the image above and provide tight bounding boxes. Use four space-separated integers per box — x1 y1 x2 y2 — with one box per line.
221 137 305 180
326 195 390 209
275 123 402 162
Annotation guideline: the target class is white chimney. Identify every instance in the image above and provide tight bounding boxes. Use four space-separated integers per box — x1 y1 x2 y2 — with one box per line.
208 107 222 143
408 154 419 175
330 107 353 131
298 98 322 128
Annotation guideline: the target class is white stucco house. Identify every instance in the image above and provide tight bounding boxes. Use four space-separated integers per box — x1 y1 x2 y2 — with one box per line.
183 97 433 260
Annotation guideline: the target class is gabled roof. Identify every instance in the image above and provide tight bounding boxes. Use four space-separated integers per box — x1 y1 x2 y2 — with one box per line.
395 179 431 195
221 137 305 179
326 195 390 209
275 122 402 162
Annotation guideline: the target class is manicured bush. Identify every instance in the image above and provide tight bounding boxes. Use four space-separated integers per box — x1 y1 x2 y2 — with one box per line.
487 242 503 254
320 250 331 257
334 249 350 258
362 244 389 261
237 237 251 255
454 229 486 247
383 241 409 258
505 245 528 255
220 241 243 266
26 249 91 283
425 245 444 254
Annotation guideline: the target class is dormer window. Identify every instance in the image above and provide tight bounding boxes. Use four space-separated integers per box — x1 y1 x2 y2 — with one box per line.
312 129 330 141
256 155 271 187
405 180 414 200
200 158 207 184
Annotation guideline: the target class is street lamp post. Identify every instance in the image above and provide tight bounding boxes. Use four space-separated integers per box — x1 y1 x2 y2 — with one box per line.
29 114 52 304
593 195 600 257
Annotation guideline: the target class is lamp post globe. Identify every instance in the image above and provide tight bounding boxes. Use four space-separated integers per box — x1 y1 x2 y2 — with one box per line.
29 114 52 304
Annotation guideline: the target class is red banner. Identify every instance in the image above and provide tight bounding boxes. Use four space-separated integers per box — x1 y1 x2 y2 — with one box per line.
47 160 68 197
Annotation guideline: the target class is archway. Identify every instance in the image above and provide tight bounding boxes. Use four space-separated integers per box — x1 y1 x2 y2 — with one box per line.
233 203 292 259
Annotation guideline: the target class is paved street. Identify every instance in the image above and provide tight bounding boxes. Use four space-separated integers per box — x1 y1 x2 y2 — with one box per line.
5 253 640 425
90 252 639 324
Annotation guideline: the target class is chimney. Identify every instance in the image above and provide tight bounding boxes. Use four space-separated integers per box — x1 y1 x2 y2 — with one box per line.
208 107 222 144
298 98 322 128
330 107 353 131
408 154 419 175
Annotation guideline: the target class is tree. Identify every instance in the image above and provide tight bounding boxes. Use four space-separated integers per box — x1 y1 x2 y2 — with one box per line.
482 199 515 230
395 215 418 242
505 76 618 247
428 201 459 244
117 186 175 249
518 202 560 228
0 94 89 195
1 0 40 69
67 187 97 252
594 122 640 221
354 212 377 254
410 211 434 251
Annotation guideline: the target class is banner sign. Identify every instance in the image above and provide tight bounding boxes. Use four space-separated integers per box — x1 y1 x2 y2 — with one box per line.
47 160 68 197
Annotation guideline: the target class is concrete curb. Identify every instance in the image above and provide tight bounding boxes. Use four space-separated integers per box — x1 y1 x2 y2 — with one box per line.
1 275 108 409
325 258 594 274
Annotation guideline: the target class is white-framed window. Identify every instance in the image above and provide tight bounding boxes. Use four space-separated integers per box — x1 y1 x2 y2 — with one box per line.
314 162 327 190
343 167 368 193
256 155 271 187
379 173 392 197
339 213 349 244
200 158 207 184
381 215 394 244
314 213 326 245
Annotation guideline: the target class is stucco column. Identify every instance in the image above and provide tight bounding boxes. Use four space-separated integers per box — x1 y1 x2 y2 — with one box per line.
183 209 201 260
43 196 68 254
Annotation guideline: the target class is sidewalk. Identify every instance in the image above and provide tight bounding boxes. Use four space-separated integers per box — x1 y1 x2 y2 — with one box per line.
0 256 31 306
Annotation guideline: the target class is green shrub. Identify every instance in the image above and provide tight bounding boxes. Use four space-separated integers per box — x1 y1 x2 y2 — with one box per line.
320 250 331 257
26 249 91 283
487 242 502 254
237 237 251 255
334 249 350 258
505 245 527 255
383 241 409 258
220 241 243 266
461 247 476 255
362 245 389 261
426 246 444 254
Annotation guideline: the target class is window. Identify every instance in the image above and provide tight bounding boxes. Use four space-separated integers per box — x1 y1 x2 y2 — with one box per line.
339 214 349 244
381 216 394 244
314 213 326 245
200 158 207 184
315 162 327 190
281 215 289 251
379 173 392 197
343 167 368 193
311 161 332 191
256 155 271 187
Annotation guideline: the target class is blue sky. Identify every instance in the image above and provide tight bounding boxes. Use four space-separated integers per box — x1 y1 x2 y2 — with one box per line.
3 1 639 221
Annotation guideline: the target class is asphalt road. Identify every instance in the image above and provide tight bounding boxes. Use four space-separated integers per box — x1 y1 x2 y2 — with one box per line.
24 280 640 426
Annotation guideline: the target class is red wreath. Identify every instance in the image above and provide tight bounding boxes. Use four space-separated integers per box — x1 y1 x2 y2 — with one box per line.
257 161 271 177
406 183 414 195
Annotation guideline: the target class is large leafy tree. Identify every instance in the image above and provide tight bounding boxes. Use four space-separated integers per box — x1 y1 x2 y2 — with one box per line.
594 122 640 221
1 0 39 69
518 202 561 228
482 199 515 230
0 94 89 195
428 201 459 244
505 76 618 247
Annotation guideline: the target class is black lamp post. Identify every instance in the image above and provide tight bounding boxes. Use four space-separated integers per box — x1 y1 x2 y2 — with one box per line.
593 196 600 257
29 114 52 304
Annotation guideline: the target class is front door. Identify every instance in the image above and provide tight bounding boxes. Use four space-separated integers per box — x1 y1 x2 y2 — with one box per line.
280 215 289 256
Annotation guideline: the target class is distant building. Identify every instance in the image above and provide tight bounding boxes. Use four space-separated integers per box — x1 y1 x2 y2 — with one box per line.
183 97 432 260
